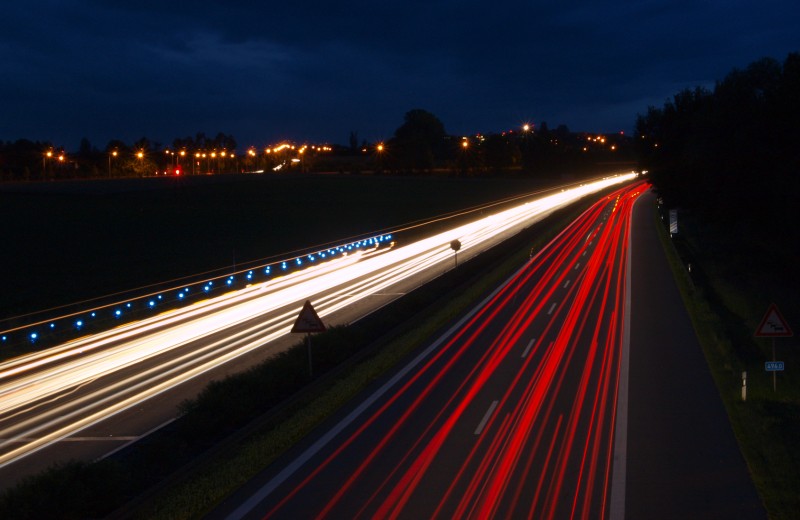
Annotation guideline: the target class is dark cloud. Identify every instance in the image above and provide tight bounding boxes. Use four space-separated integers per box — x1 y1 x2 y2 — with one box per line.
2 1 799 148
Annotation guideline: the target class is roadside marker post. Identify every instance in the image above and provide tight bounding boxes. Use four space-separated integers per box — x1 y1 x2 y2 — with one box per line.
291 300 327 378
755 303 793 392
741 371 747 402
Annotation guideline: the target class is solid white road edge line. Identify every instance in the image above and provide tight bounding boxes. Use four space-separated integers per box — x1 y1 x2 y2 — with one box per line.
608 188 640 519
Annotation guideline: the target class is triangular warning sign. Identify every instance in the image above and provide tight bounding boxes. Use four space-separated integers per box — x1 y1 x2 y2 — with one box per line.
291 300 327 333
755 303 793 337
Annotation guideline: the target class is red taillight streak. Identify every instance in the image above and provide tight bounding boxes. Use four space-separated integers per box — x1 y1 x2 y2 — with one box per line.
475 222 615 518
368 203 610 517
540 231 616 518
308 252 557 518
599 195 636 517
268 183 647 519
271 224 579 519
569 194 634 519
371 273 578 518
435 190 631 518
568 187 644 519
362 203 613 517
449 411 515 520
482 186 644 516
455 255 598 517
529 413 565 520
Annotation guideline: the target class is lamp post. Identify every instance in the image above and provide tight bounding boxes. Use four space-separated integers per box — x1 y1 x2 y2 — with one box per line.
108 150 117 178
459 138 470 176
43 149 53 178
248 148 256 172
376 143 385 173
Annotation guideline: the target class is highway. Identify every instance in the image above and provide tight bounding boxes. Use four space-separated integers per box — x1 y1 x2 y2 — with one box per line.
0 173 637 487
215 181 648 519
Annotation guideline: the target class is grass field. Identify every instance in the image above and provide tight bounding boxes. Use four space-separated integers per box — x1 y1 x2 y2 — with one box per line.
1 173 581 324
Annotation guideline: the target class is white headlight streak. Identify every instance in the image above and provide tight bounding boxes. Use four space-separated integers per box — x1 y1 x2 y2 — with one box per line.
0 173 635 468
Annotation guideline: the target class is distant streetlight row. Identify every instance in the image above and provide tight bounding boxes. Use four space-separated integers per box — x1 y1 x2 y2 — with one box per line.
42 149 66 176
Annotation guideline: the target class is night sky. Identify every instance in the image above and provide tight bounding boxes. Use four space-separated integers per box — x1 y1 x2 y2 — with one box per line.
3 1 799 149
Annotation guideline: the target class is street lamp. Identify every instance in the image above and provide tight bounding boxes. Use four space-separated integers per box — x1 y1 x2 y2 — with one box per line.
108 150 117 177
375 143 385 173
43 149 53 178
248 148 257 172
137 151 144 176
54 151 65 177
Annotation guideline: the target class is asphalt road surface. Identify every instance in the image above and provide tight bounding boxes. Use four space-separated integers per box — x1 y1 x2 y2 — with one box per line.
0 174 635 489
211 183 764 519
212 182 648 519
623 189 764 519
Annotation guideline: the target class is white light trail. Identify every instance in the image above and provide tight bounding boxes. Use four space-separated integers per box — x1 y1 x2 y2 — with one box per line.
0 173 635 468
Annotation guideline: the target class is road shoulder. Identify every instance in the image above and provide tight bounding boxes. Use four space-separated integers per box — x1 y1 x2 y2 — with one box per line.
625 189 764 518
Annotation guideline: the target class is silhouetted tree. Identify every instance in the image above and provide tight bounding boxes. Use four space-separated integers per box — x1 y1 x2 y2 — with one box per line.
635 52 800 255
390 109 447 172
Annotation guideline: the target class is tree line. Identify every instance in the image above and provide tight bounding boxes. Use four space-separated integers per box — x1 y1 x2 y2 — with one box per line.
0 113 634 182
361 109 632 176
636 52 800 248
0 132 238 181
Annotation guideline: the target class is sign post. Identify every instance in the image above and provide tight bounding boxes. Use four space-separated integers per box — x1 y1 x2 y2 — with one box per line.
291 300 327 378
450 239 461 268
755 303 793 392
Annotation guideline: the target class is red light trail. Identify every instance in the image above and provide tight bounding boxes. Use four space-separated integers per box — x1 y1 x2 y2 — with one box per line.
249 181 648 519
